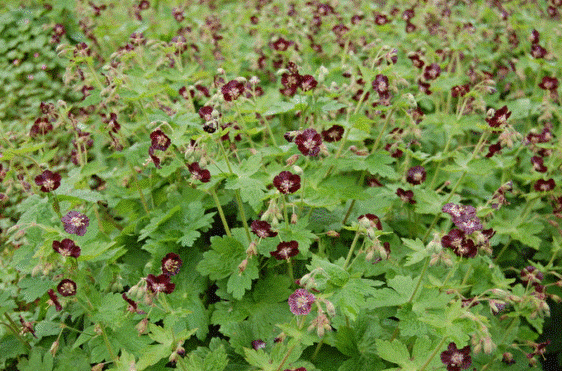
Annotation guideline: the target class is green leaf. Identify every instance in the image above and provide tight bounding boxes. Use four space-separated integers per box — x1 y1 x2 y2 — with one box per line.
225 175 266 212
136 344 170 370
197 236 245 280
402 238 430 267
375 339 410 366
364 151 397 179
18 276 53 302
367 275 416 308
17 347 53 371
227 258 259 299
138 205 181 242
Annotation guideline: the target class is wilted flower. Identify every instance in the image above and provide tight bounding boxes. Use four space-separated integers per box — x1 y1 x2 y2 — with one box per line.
530 156 547 173
423 63 441 80
358 214 383 230
273 171 301 194
52 239 81 258
122 293 138 313
34 170 62 192
47 289 62 311
57 279 77 297
288 288 315 315
61 211 89 236
396 188 416 204
520 266 544 285
161 253 183 276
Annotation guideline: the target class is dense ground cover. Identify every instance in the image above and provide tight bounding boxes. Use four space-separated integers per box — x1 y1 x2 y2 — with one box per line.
1 0 561 370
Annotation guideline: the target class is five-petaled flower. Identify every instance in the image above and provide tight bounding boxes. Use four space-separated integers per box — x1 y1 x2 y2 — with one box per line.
34 170 62 192
251 339 266 350
188 162 211 183
486 105 511 128
534 178 556 192
358 214 383 230
406 166 426 185
273 171 301 194
57 279 77 297
221 80 245 102
161 253 183 276
295 128 322 157
146 273 176 294
52 239 81 258
288 288 315 315
61 211 89 236
150 129 171 151
321 125 344 142
440 342 472 371
271 240 299 260
396 188 416 204
251 220 278 238
423 63 441 80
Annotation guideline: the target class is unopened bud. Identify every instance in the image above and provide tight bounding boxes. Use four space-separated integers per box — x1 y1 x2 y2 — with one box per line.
169 352 179 364
50 340 59 357
246 241 258 257
291 213 298 224
91 364 104 371
292 165 303 175
136 318 148 335
238 259 248 274
216 68 225 75
326 230 340 238
483 336 495 354
286 154 300 166
249 76 260 85
325 300 336 317
550 294 562 303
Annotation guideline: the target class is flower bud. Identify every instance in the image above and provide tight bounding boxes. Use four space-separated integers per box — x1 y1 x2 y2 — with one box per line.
326 230 339 238
50 340 59 357
136 318 148 335
325 300 336 317
91 364 104 371
291 213 298 224
238 259 248 274
286 154 300 166
246 241 258 257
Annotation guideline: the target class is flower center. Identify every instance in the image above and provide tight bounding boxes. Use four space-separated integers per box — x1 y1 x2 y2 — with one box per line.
303 138 316 150
281 180 292 193
451 353 464 366
44 179 55 190
61 282 74 295
165 260 179 272
71 216 84 227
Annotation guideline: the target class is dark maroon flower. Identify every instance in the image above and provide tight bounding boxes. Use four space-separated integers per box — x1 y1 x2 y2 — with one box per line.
485 142 502 158
442 203 477 221
122 293 138 313
332 24 349 38
146 273 175 294
251 220 278 238
295 128 322 156
172 7 184 22
440 342 472 371
521 266 544 285
47 289 62 311
406 166 426 185
538 76 559 92
418 79 432 95
281 73 302 90
451 84 470 98
52 239 81 258
300 75 318 91
61 211 89 236
150 129 171 151
138 0 150 9
454 217 483 235
198 106 214 122
53 23 66 37
273 171 301 194
148 147 161 169
531 44 547 59
252 339 266 350
101 113 120 133
372 74 389 95
423 63 441 80
396 188 416 204
288 288 315 315
187 162 211 183
358 214 383 230
271 241 299 260
409 54 425 69
222 80 245 102
534 178 556 192
531 156 548 173
374 14 389 25
441 229 466 250
57 279 77 297
321 125 344 142
402 8 415 20
486 105 511 128
30 116 53 136
271 37 293 51
194 84 210 98
530 29 540 44
161 253 183 276
34 170 61 192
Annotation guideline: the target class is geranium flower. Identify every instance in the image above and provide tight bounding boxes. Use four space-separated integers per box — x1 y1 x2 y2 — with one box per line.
122 293 138 313
146 274 175 294
252 339 266 350
358 214 382 230
187 162 211 183
300 75 318 91
538 76 559 92
321 125 344 142
288 288 315 315
221 80 245 102
294 128 322 156
520 266 544 285
273 171 301 194
440 342 472 371
372 74 389 95
486 105 511 128
47 289 62 311
61 211 89 236
534 178 556 192
251 220 278 238
57 279 77 297
396 188 416 204
423 63 441 80
161 253 182 276
150 129 171 151
34 170 61 192
271 241 299 260
52 239 81 258
406 166 426 185
530 156 547 173
29 116 53 137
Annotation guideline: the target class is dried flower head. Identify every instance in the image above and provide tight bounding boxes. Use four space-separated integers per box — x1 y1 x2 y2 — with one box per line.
122 293 138 313
47 289 62 311
288 288 315 315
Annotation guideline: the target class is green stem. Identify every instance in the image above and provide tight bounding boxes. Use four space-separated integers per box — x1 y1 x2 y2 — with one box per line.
343 230 362 270
408 257 430 303
311 339 324 361
282 194 290 228
2 314 31 350
129 164 150 214
287 260 295 285
210 188 231 237
276 340 298 371
235 190 252 243
100 324 118 363
493 237 512 261
419 336 448 371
